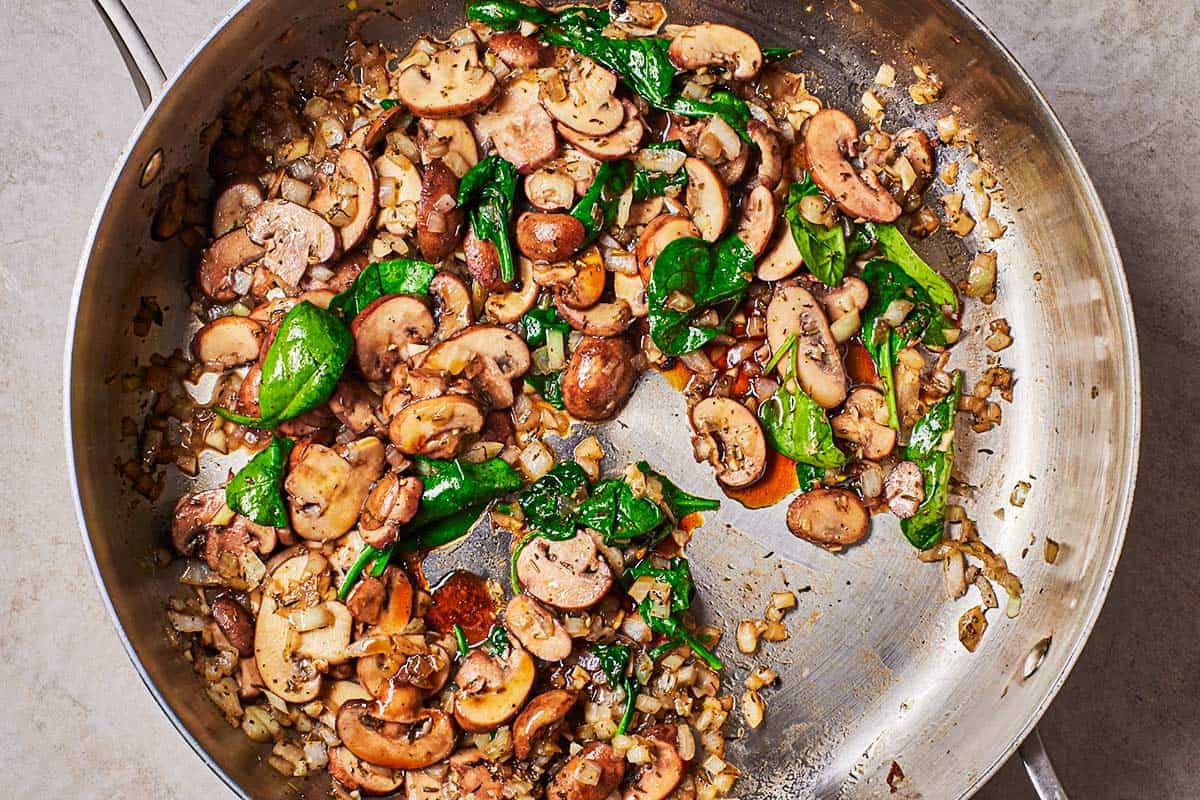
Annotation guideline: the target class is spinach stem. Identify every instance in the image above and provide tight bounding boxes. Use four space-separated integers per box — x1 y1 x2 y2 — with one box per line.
336 544 381 601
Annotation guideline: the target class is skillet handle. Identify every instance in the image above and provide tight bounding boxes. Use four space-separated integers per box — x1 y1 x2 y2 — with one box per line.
91 0 167 109
1019 728 1068 799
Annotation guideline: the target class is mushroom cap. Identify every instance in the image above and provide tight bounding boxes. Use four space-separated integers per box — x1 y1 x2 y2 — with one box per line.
683 157 731 242
786 487 870 547
622 726 685 800
197 227 266 302
803 108 902 223
348 104 407 153
387 395 486 459
191 315 264 370
541 56 625 136
351 294 436 382
524 168 577 211
485 256 539 325
505 594 573 662
172 488 227 556
553 297 633 337
512 689 576 759
553 245 606 310
561 335 640 421
453 644 536 732
690 396 768 488
747 120 783 190
557 100 646 161
417 159 464 263
822 276 870 321
309 148 378 251
360 476 424 549
284 437 386 541
430 271 476 338
212 176 265 238
755 225 804 281
667 23 763 80
765 284 847 409
831 386 896 460
487 31 547 69
734 184 778 258
327 746 405 796
418 325 532 408
337 702 458 770
418 117 480 177
245 199 339 288
516 531 614 610
396 44 498 118
472 75 559 174
547 742 626 800
516 212 588 263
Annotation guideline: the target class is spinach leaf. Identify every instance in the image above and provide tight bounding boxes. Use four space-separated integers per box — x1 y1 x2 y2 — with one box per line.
571 160 633 242
458 155 519 283
757 382 847 470
409 504 487 551
337 543 383 600
590 642 638 735
626 557 694 614
483 624 511 657
646 234 754 356
796 462 823 492
519 305 570 348
660 90 753 142
329 258 438 320
519 460 590 538
225 436 294 527
866 223 957 309
378 98 400 110
453 623 470 655
217 301 352 428
636 461 719 518
524 371 565 409
784 176 848 287
575 478 666 543
900 375 962 549
408 456 524 529
632 141 688 201
466 0 555 28
628 556 722 670
761 46 800 63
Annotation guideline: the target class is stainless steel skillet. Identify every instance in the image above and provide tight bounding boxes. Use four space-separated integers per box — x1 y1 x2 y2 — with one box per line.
67 0 1140 797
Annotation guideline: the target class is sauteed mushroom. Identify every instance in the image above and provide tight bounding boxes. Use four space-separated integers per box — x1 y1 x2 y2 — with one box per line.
327 746 405 796
516 212 587 262
505 595 572 661
430 271 475 337
755 226 803 281
419 325 532 408
512 689 576 759
212 176 264 238
388 395 486 458
198 227 266 302
337 702 457 769
558 100 646 161
804 108 901 223
668 23 763 79
245 199 339 288
561 335 639 421
690 397 767 488
541 56 624 136
416 159 463 262
309 148 378 251
884 461 926 519
735 184 777 257
636 214 701 283
453 642 536 732
396 44 498 117
766 284 847 409
623 725 685 800
473 75 559 174
554 297 633 336
417 117 479 177
360 474 423 548
831 387 896 460
350 295 436 382
487 31 547 69
786 487 870 548
516 532 614 610
191 316 264 370
548 742 626 800
683 157 730 241
284 437 386 541
485 257 540 324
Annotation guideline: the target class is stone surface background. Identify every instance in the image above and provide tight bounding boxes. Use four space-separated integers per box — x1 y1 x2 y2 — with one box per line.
0 0 1193 797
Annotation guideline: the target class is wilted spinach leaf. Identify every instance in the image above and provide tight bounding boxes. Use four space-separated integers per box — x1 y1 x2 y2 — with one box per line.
575 478 666 543
647 234 754 356
226 436 294 528
519 460 590 538
636 461 720 518
757 382 847 470
408 456 524 530
571 160 633 242
328 258 438 320
865 222 957 309
458 155 519 283
900 375 962 549
784 175 848 287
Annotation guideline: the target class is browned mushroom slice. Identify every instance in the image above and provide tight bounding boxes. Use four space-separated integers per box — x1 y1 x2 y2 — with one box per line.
396 44 498 118
623 725 685 800
547 742 626 800
515 531 614 610
417 118 479 177
884 460 925 519
348 104 407 153
284 437 386 541
360 474 424 548
613 271 649 318
553 297 633 337
245 199 339 288
191 316 264 370
329 379 383 434
786 487 870 548
472 75 559 174
524 168 577 211
822 276 869 321
337 702 457 770
417 159 464 263
516 212 587 262
464 229 511 292
541 56 624 136
377 567 416 635
505 594 572 662
804 109 901 223
453 643 536 732
327 746 405 796
766 284 847 409
683 158 730 242
346 575 386 624
485 256 539 324
636 214 701 284
755 225 803 281
557 100 645 161
735 185 777 258
388 395 486 459
212 176 265 238
309 148 378 251
487 31 547 69
428 271 475 340
171 488 226 556
350 295 436 382
667 23 763 79
210 595 255 658
831 387 896 460
198 227 267 302
747 120 783 190
690 397 767 489
553 245 606 310
561 335 639 421
418 325 532 409
512 689 576 759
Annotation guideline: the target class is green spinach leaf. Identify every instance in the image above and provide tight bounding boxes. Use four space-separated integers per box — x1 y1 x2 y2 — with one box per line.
575 478 666 543
900 375 962 549
524 371 565 409
519 460 590 538
865 223 957 309
660 90 753 141
757 382 847 470
225 436 294 527
590 642 638 735
483 624 511 657
796 462 823 492
761 46 800 63
458 155 519 283
465 0 555 28
784 176 848 287
408 456 524 529
571 160 633 242
519 305 570 348
647 234 754 355
636 461 720 518
628 555 722 670
626 557 694 614
329 258 438 320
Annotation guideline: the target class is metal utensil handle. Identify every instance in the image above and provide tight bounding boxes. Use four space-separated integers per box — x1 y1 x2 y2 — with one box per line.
1019 728 1068 799
91 0 167 109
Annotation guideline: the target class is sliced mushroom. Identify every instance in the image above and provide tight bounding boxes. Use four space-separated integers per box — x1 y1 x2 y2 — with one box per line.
418 325 532 409
884 460 925 519
512 689 576 759
525 169 577 211
212 176 265 238
285 437 386 541
319 679 375 728
388 395 486 458
690 397 767 489
613 271 649 318
349 104 407 153
831 387 896 460
211 595 255 658
487 31 547 69
328 746 405 796
516 531 614 610
822 276 869 321
254 552 339 703
190 316 264 370
747 120 783 190
786 487 870 548
197 227 267 302
755 226 803 281
417 118 479 178
346 575 387 624
172 488 226 556
375 150 423 237
245 199 339 288
554 245 606 310
505 594 572 662
453 643 536 732
430 271 476 337
485 256 539 324
557 100 645 161
735 185 777 258
804 109 901 223
516 212 587 262
396 44 498 118
636 214 701 283
309 148 378 251
561 335 639 421
350 295 436 382
473 75 559 174
360 474 424 548
766 285 847 409
329 379 384 434
337 701 457 770
553 297 633 337
294 600 354 663
547 742 626 800
683 158 730 242
417 159 464 262
377 567 416 635
623 725 685 800
464 229 510 292
541 56 624 136
668 23 763 79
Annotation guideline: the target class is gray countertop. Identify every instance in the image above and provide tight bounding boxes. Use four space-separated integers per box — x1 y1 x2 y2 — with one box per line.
0 1 1193 796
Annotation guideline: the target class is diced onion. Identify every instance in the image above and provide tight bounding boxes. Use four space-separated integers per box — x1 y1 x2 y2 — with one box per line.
830 309 861 343
518 441 554 480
